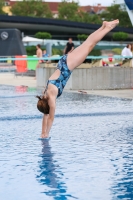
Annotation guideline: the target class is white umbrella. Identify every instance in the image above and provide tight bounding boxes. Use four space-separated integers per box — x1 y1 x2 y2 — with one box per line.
22 36 43 43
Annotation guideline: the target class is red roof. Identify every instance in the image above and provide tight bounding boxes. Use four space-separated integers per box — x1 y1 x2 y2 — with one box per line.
80 5 107 14
46 2 60 12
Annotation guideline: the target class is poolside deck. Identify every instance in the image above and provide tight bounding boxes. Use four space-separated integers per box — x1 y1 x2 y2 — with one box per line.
0 73 133 99
0 73 36 88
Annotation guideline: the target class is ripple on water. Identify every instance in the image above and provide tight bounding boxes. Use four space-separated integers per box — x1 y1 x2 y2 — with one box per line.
0 86 133 200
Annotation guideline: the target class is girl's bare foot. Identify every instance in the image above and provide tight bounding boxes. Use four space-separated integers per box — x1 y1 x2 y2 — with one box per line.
105 19 119 30
40 133 49 138
103 21 107 28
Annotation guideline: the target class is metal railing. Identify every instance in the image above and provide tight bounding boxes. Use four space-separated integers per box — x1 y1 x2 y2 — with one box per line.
0 55 132 62
0 56 14 64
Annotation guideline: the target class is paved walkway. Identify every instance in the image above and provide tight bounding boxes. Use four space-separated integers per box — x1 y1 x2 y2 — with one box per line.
0 73 133 99
0 73 36 88
76 89 133 99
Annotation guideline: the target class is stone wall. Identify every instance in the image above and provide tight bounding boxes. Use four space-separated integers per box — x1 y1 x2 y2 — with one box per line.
36 64 133 90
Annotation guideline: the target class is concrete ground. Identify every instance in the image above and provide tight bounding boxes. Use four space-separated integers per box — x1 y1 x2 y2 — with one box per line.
75 89 133 99
0 73 133 99
0 73 36 88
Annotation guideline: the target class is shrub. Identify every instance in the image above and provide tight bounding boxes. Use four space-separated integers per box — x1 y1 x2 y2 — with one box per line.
26 46 36 55
77 34 88 41
52 48 63 56
89 49 101 56
112 48 122 55
35 32 52 39
112 32 128 41
26 46 63 56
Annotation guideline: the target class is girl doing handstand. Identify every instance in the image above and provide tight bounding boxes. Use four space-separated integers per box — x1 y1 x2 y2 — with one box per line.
36 20 119 138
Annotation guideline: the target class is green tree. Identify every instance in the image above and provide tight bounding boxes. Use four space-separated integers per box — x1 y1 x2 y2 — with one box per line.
52 48 63 55
0 0 5 14
35 32 52 39
58 0 79 21
100 4 132 27
112 48 122 55
112 32 128 41
58 0 102 24
77 11 102 24
77 34 88 42
11 0 52 18
89 49 101 56
26 46 36 55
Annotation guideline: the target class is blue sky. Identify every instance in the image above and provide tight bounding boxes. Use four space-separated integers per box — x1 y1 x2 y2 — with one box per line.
45 0 114 6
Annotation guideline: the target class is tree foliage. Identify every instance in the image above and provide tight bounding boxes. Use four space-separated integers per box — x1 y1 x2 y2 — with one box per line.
26 46 63 56
77 34 88 41
58 0 102 23
100 4 132 27
8 0 132 28
58 0 79 21
52 48 63 55
112 48 122 55
77 11 102 24
11 0 52 18
89 49 101 56
0 0 5 14
35 32 52 39
112 32 128 41
26 46 36 55
58 1 131 27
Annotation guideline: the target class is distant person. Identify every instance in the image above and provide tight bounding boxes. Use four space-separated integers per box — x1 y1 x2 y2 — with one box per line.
36 44 43 68
43 50 49 58
35 44 43 79
42 50 50 63
131 44 133 55
121 44 132 59
64 38 74 54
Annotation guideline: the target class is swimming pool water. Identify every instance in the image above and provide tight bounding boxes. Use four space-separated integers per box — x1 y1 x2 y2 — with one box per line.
0 85 133 200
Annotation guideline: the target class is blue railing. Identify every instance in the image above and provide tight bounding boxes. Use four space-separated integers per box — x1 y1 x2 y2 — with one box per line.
0 55 132 61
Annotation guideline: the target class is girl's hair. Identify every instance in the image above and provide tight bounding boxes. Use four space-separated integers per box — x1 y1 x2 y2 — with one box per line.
37 44 41 48
127 44 131 49
131 44 133 52
36 95 50 114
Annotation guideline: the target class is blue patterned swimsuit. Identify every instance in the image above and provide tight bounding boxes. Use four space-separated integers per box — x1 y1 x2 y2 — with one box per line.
44 54 72 98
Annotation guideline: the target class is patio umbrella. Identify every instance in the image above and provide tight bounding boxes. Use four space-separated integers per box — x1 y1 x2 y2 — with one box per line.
22 36 43 43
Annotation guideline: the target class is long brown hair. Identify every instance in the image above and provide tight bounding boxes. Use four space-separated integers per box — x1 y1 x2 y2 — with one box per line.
36 95 50 114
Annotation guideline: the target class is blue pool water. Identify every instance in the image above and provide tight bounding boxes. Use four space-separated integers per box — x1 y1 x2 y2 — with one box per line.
0 85 133 200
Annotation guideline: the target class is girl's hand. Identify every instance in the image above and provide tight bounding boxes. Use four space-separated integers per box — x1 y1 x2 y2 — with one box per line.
40 132 48 138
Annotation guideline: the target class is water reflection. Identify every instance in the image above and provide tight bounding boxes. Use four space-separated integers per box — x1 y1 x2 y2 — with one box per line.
111 127 133 199
15 86 28 93
37 140 76 200
112 159 133 199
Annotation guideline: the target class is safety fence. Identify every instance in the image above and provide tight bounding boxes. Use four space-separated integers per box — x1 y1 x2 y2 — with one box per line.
0 56 14 64
0 55 132 62
0 55 132 74
1 55 133 89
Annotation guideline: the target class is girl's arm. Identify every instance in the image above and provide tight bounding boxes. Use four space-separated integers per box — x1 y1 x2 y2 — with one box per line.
45 98 56 137
41 114 49 137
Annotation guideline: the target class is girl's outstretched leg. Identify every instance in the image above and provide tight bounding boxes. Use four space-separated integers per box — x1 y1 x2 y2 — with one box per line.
67 20 119 71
